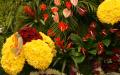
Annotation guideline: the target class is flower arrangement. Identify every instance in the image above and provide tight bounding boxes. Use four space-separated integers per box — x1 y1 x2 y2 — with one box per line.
0 0 120 75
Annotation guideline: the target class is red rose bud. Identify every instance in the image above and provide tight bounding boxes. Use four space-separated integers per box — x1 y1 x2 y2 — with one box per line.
101 29 107 37
18 26 42 44
92 61 101 75
66 42 73 49
80 47 87 55
88 30 96 40
24 5 35 17
110 28 119 33
90 21 96 29
70 64 76 75
40 3 47 11
43 13 49 22
97 42 104 55
82 33 91 41
47 28 56 37
65 1 72 9
77 6 87 16
58 21 69 32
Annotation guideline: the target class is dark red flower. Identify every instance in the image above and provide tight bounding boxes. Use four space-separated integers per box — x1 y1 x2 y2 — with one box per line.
40 3 47 11
77 6 88 16
58 21 69 32
43 13 49 22
112 48 120 54
47 28 56 37
24 5 35 17
65 1 72 9
18 26 42 44
54 37 64 49
111 55 119 62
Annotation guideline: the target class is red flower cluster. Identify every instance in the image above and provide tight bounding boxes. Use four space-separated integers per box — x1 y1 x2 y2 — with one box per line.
18 26 42 44
65 1 72 9
58 21 69 32
24 5 35 17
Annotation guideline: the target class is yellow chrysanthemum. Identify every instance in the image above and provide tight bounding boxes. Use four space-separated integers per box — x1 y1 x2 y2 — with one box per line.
97 0 120 25
1 34 25 75
23 39 54 70
39 32 56 56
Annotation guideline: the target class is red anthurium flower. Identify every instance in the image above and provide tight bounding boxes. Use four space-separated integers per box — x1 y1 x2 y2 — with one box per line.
47 28 56 37
58 21 69 32
43 13 49 22
55 37 64 49
65 1 72 9
40 3 47 11
51 7 59 13
24 5 35 17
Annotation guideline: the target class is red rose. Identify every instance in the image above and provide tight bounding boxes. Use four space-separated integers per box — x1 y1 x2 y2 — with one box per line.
18 26 42 44
24 5 35 17
58 21 69 32
65 1 72 9
40 3 47 11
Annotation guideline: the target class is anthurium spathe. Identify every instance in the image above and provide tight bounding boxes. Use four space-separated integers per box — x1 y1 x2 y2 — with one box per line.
63 8 71 18
54 0 61 6
70 0 78 6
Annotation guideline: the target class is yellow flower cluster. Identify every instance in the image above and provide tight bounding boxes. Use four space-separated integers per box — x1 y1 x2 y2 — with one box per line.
1 34 25 75
1 32 56 75
39 32 56 56
23 39 54 70
97 0 120 25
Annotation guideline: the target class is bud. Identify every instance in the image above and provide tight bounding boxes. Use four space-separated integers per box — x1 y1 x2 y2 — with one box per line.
101 29 107 37
97 42 104 55
90 21 96 29
80 47 87 55
77 7 87 16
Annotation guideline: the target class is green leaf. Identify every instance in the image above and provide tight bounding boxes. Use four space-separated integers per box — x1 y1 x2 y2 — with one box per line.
88 49 97 55
106 50 114 55
102 39 111 47
70 33 82 45
40 19 45 25
72 55 85 64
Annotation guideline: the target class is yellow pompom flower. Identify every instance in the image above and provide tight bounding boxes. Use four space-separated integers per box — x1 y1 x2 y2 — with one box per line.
39 32 56 56
97 0 120 25
1 34 25 75
23 39 54 70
